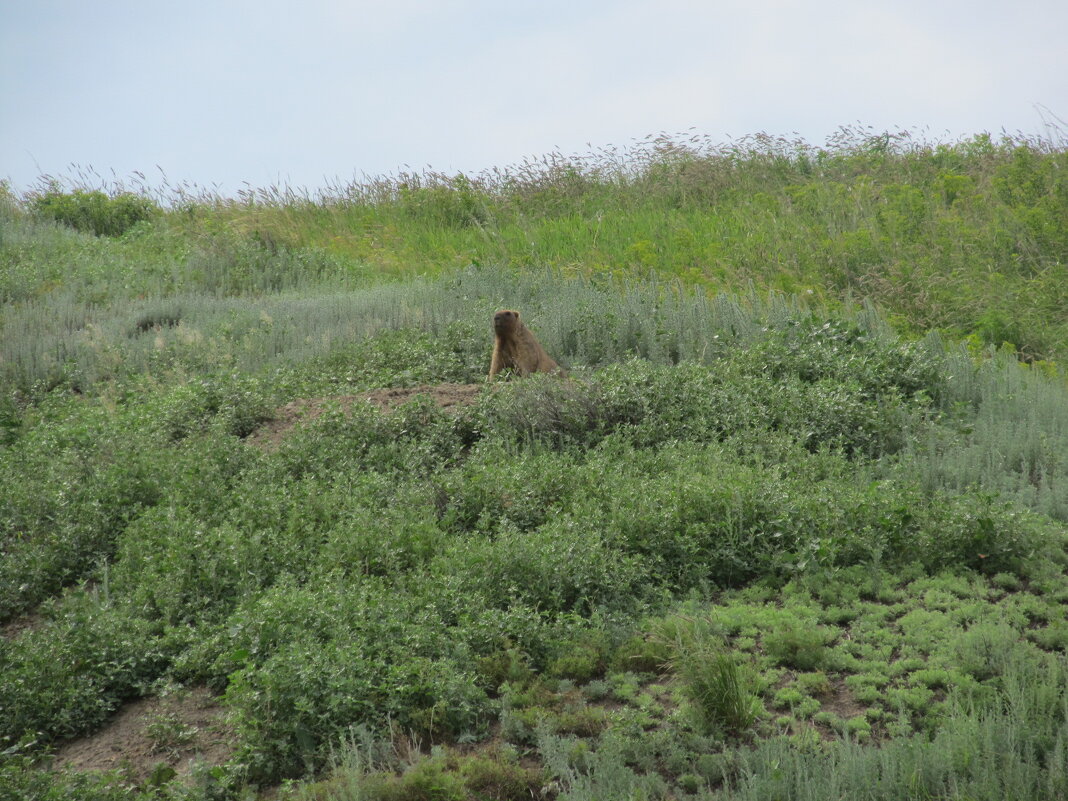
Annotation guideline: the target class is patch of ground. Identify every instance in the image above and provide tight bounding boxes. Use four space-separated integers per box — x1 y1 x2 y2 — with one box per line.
807 677 871 742
819 677 868 723
246 382 484 450
1 612 43 640
50 687 235 786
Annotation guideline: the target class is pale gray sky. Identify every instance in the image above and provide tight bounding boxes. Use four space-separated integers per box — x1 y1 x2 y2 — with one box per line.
2 0 1065 196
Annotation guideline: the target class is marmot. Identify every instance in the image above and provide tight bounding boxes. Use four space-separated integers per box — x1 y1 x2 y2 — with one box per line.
488 309 566 380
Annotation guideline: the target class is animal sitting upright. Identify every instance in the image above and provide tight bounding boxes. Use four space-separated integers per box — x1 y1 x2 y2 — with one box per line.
488 309 566 380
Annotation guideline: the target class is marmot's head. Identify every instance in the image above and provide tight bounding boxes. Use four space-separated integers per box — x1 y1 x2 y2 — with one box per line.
493 309 520 334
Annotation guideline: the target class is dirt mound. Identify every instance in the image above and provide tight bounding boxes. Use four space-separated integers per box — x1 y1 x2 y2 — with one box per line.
50 687 234 786
247 383 484 450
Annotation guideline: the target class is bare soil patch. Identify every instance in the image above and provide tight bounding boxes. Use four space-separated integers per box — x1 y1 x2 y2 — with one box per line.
50 687 235 786
247 382 484 450
819 677 868 722
1 611 44 640
808 676 871 742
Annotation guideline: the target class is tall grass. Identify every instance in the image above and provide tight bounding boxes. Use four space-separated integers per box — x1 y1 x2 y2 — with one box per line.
910 343 1068 521
9 127 1068 358
0 240 858 395
137 127 1068 359
6 252 1068 525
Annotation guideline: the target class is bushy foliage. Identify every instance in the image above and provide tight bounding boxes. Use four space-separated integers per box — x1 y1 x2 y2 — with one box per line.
0 754 139 801
473 348 929 459
0 401 164 620
30 187 160 237
0 598 170 745
0 389 256 622
764 621 836 670
220 580 491 782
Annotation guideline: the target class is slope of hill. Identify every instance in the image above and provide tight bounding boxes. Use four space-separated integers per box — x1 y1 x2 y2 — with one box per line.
1 131 1067 800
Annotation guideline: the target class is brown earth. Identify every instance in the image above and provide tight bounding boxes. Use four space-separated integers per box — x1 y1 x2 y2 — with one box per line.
1 611 43 640
50 687 235 787
246 382 484 450
819 677 869 722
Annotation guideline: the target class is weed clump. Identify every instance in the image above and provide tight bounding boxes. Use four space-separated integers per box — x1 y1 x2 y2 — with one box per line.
675 647 763 736
764 621 836 671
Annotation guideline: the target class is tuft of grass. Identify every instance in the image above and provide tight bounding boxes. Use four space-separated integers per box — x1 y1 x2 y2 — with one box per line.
670 644 763 736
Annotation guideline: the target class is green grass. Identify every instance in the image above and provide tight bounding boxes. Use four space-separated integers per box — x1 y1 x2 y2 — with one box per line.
14 127 1066 354
6 128 1068 361
2 131 1068 800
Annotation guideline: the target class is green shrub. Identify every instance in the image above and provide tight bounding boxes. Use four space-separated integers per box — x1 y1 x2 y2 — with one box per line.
764 622 836 671
473 354 928 459
434 518 647 616
475 647 535 691
0 397 166 621
0 598 169 746
154 375 274 441
312 327 480 388
221 580 491 783
793 671 832 696
434 444 585 534
360 755 467 801
460 747 545 801
1029 622 1068 652
0 751 140 801
546 630 613 682
693 751 742 786
30 187 159 237
953 622 1031 681
611 634 673 674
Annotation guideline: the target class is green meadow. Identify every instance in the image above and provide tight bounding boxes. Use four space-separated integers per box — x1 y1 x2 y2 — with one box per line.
1 128 1067 800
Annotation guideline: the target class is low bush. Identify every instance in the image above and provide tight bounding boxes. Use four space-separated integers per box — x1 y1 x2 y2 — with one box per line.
2 252 1068 797
30 187 159 237
764 621 836 671
218 579 492 782
0 598 170 746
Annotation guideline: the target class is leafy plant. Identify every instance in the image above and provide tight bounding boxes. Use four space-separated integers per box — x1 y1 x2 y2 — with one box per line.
145 711 197 754
30 187 159 237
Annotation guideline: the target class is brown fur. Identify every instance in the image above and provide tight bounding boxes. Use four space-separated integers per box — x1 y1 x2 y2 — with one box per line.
488 309 566 380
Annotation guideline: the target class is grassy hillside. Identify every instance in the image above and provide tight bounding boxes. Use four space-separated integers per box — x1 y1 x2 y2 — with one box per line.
5 128 1068 390
1 131 1068 800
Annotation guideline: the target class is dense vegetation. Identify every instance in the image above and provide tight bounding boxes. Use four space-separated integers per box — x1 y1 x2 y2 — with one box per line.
1 130 1067 800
